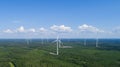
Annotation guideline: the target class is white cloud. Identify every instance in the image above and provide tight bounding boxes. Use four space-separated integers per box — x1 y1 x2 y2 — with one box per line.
39 27 47 32
3 29 13 33
113 27 120 33
78 24 104 33
16 26 36 33
50 25 72 33
28 28 36 32
0 24 113 38
17 26 25 33
39 27 54 36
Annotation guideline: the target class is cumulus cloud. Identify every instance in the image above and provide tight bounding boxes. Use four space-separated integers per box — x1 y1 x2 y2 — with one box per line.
0 24 109 38
78 24 104 33
39 27 47 32
3 29 13 33
39 27 55 36
50 25 72 33
16 26 37 33
17 26 25 33
28 28 36 32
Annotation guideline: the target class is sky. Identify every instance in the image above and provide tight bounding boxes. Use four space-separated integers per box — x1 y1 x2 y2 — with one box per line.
0 0 120 38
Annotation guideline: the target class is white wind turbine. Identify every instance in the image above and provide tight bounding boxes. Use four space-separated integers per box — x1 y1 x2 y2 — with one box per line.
39 27 47 45
84 39 86 46
96 32 99 47
82 31 87 46
45 31 49 43
51 36 72 56
78 24 87 46
25 34 32 46
25 36 32 46
49 25 73 55
40 34 44 45
50 36 61 55
26 39 30 45
25 34 30 46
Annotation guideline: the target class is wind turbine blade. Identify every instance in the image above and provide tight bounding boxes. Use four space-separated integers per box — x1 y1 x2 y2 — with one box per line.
52 40 57 43
58 40 61 43
57 35 60 40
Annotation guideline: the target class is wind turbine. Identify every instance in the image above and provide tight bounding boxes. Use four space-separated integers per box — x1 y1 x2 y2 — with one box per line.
50 34 72 55
45 32 49 43
84 39 86 46
78 30 87 46
27 39 30 45
26 39 30 45
96 32 99 47
50 36 61 55
83 31 87 46
41 37 44 45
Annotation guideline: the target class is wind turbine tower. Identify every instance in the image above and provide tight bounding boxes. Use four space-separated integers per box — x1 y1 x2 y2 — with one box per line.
50 36 61 55
55 36 61 55
96 38 98 47
96 32 99 47
84 39 86 46
26 39 30 45
56 36 59 55
41 37 44 45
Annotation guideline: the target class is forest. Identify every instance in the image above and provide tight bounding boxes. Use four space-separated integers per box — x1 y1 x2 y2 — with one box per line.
0 39 120 67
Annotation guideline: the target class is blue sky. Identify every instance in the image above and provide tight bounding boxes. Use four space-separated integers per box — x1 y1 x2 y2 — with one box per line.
0 0 120 38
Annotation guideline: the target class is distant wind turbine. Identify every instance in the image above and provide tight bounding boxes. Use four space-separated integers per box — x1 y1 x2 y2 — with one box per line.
26 39 29 45
50 36 61 55
41 37 44 45
27 39 30 45
96 32 99 47
84 39 86 46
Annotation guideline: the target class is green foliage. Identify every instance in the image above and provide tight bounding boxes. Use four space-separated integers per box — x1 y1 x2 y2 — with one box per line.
0 39 119 67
